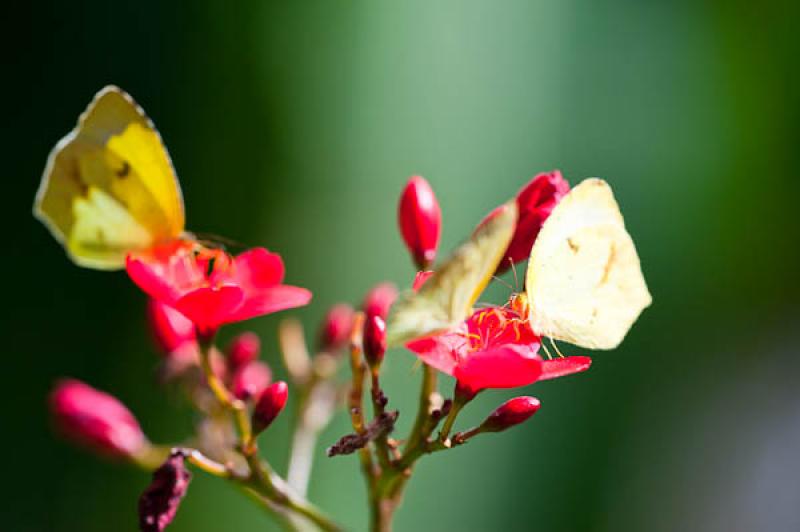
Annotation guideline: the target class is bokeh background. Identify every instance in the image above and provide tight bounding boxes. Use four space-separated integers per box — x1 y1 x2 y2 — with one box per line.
4 1 799 530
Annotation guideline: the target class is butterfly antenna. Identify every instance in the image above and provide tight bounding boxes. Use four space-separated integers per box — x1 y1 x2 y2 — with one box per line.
510 260 519 292
409 359 423 375
548 337 566 358
540 342 554 360
492 275 514 291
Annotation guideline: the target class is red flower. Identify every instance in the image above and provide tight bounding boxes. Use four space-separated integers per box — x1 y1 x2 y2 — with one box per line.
398 175 442 269
50 379 147 459
127 241 312 336
406 305 590 395
482 171 570 273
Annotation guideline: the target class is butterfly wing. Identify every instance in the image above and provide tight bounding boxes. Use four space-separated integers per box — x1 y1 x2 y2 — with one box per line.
33 86 185 270
526 178 651 349
385 201 518 347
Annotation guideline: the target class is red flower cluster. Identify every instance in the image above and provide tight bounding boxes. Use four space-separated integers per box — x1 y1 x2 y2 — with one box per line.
127 241 311 336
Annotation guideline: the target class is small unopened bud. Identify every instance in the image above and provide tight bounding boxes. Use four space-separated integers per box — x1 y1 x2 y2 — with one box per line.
480 396 541 433
232 361 272 400
49 379 147 459
496 171 569 273
363 315 387 367
362 282 398 321
398 175 442 269
252 381 289 434
226 332 260 370
147 300 195 355
319 303 355 350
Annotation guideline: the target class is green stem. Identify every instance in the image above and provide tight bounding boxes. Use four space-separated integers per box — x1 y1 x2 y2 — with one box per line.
196 332 340 531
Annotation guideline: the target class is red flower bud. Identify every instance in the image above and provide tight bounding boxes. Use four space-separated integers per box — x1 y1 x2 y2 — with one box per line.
231 361 272 400
362 282 397 321
398 175 442 269
252 381 289 434
147 299 195 355
319 303 355 350
499 171 570 272
226 332 261 370
480 396 541 433
363 315 387 367
49 379 147 459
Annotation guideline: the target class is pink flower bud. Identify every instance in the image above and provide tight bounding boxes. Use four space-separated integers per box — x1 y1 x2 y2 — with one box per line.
319 303 355 350
363 315 387 367
49 379 146 459
480 396 541 433
147 299 195 355
362 282 397 321
252 381 289 434
226 332 261 370
398 175 442 269
231 361 272 400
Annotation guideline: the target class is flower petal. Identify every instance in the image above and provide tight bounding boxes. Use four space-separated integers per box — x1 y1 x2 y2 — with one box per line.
126 241 205 304
454 345 543 391
126 254 184 305
539 356 592 381
405 326 467 377
227 285 312 323
234 248 285 290
174 285 245 332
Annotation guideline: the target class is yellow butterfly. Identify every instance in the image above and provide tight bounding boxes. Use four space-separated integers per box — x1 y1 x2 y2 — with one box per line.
33 86 185 270
524 178 651 349
385 201 518 347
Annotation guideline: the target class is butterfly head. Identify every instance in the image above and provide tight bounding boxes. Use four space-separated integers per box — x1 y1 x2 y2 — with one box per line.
508 292 530 320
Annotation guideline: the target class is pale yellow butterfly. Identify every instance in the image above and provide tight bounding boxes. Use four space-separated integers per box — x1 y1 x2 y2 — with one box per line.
525 178 651 349
33 86 185 270
385 201 518 347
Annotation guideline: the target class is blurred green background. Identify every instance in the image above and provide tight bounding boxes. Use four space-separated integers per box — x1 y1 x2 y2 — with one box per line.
4 1 799 530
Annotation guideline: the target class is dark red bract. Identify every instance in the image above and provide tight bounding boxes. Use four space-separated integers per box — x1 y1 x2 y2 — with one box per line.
139 451 192 532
